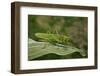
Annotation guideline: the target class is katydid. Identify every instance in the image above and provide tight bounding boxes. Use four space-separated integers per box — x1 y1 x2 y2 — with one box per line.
35 33 72 46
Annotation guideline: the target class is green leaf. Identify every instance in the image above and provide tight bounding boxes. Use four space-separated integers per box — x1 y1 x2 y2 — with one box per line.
28 38 86 60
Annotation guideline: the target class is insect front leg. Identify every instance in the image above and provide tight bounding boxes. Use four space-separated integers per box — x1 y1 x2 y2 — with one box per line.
42 42 48 49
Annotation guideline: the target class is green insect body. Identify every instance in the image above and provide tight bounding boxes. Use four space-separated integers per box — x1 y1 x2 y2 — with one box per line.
35 33 72 45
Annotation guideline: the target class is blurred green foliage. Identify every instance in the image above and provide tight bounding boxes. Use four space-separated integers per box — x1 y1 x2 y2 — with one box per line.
28 15 88 60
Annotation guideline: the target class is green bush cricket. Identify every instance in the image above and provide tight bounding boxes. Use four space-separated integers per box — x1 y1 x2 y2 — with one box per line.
35 33 72 46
